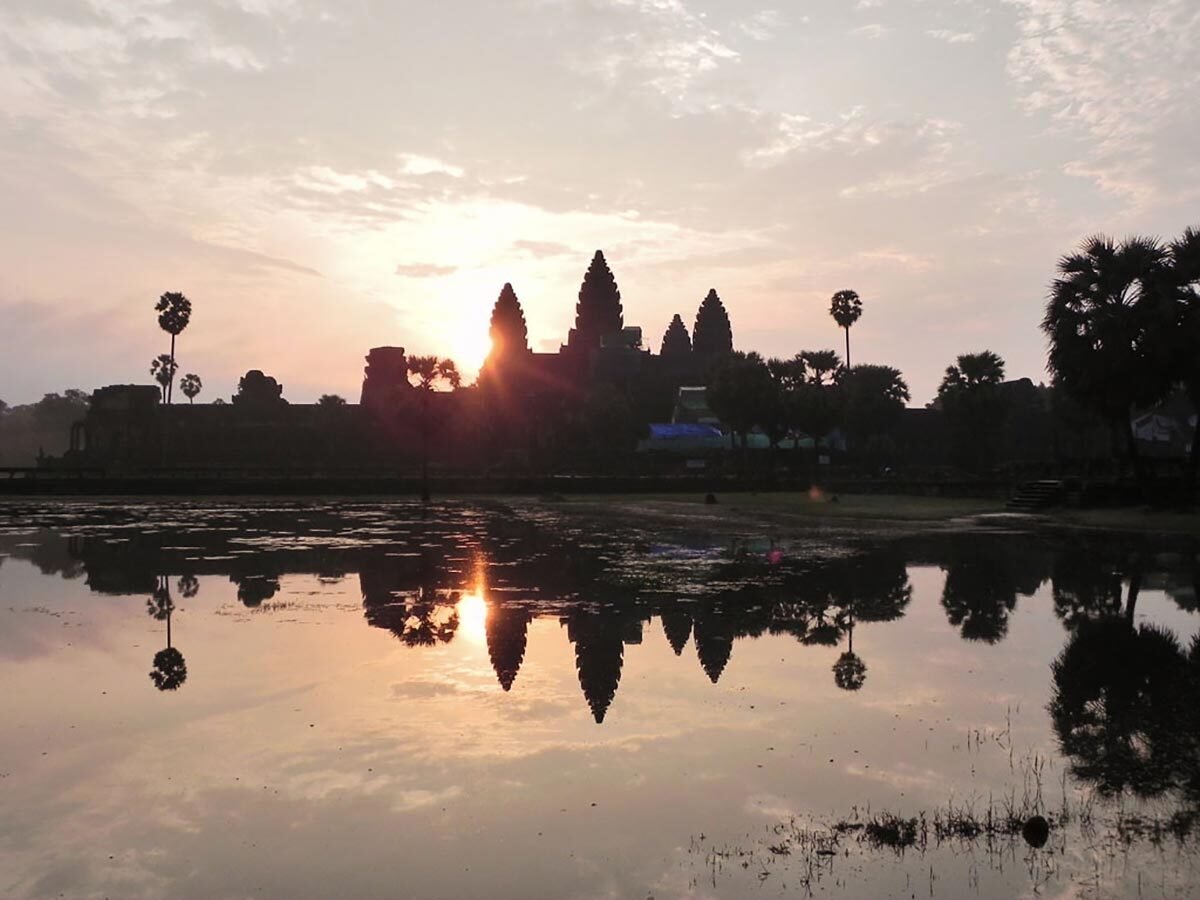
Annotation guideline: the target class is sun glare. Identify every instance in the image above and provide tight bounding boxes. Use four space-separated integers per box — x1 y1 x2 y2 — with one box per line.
456 591 488 645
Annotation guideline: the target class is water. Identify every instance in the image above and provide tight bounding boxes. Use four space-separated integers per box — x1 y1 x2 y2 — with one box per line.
1 499 1197 899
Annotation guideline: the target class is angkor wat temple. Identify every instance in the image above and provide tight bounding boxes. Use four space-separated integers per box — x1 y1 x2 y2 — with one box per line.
61 250 736 472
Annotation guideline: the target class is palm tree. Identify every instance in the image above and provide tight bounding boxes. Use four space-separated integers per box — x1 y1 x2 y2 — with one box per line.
150 354 177 402
829 290 863 368
800 349 841 385
939 350 1005 392
179 373 202 404
155 292 192 405
1043 235 1174 488
938 351 1007 473
406 355 462 502
147 576 187 691
1167 227 1200 496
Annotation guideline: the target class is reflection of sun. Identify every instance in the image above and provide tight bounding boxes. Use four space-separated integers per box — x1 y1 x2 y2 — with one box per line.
456 591 488 645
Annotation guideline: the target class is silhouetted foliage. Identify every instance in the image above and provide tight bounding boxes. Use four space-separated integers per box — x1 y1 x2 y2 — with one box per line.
693 289 733 359
489 282 530 358
833 650 867 691
829 289 863 367
179 373 202 404
660 313 692 357
938 351 1007 473
407 356 461 391
706 351 782 453
1051 619 1188 797
233 370 286 408
839 364 910 461
317 394 347 406
573 250 623 351
1167 227 1200 492
149 647 188 691
1043 235 1174 487
150 354 177 402
233 573 281 608
801 350 841 385
155 291 192 405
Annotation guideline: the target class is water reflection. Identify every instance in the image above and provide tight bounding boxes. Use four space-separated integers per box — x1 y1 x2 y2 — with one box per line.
146 575 187 691
2 502 1200 897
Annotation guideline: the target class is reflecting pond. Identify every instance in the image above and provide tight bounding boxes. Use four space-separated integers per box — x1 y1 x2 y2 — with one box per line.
1 499 1198 899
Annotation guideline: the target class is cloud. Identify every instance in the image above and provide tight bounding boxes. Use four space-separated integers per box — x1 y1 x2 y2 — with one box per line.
395 263 460 278
512 240 575 258
399 154 464 178
1005 0 1200 205
849 23 888 39
926 29 977 43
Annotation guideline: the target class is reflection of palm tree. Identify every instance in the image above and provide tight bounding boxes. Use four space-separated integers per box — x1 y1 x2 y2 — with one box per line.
1052 543 1141 630
233 573 281 608
399 591 459 646
177 574 199 598
150 647 188 690
1050 619 1187 797
147 575 187 691
833 610 867 691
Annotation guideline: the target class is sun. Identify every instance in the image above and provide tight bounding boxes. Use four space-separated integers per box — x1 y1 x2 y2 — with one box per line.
445 329 492 382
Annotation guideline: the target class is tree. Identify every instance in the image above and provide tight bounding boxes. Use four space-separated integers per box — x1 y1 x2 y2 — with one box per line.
839 364 909 460
489 282 530 359
829 289 863 368
1051 619 1188 797
693 289 733 359
147 575 187 691
154 291 192 405
179 373 202 404
938 351 1007 473
317 394 347 406
233 370 286 408
801 350 842 385
406 355 461 501
706 352 783 470
1167 227 1200 495
150 354 177 402
571 250 623 351
1043 235 1174 488
660 314 692 357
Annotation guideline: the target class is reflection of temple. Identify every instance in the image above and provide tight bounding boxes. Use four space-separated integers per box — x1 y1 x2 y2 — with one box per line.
486 605 531 691
8 506 1195 724
563 608 647 723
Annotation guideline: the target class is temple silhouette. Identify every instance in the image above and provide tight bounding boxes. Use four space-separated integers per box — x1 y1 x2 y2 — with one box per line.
59 250 735 472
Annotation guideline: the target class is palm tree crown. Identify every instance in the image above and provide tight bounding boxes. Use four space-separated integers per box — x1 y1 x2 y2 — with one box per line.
407 355 462 391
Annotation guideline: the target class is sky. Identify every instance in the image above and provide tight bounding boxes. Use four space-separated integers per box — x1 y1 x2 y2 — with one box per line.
1 0 1198 406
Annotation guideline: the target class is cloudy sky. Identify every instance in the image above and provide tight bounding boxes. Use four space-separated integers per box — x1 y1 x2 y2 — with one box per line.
1 0 1197 405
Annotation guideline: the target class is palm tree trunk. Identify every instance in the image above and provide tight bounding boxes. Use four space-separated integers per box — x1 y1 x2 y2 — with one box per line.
168 334 176 405
1125 566 1141 625
1124 414 1146 496
1187 392 1200 505
844 327 851 369
421 390 431 503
